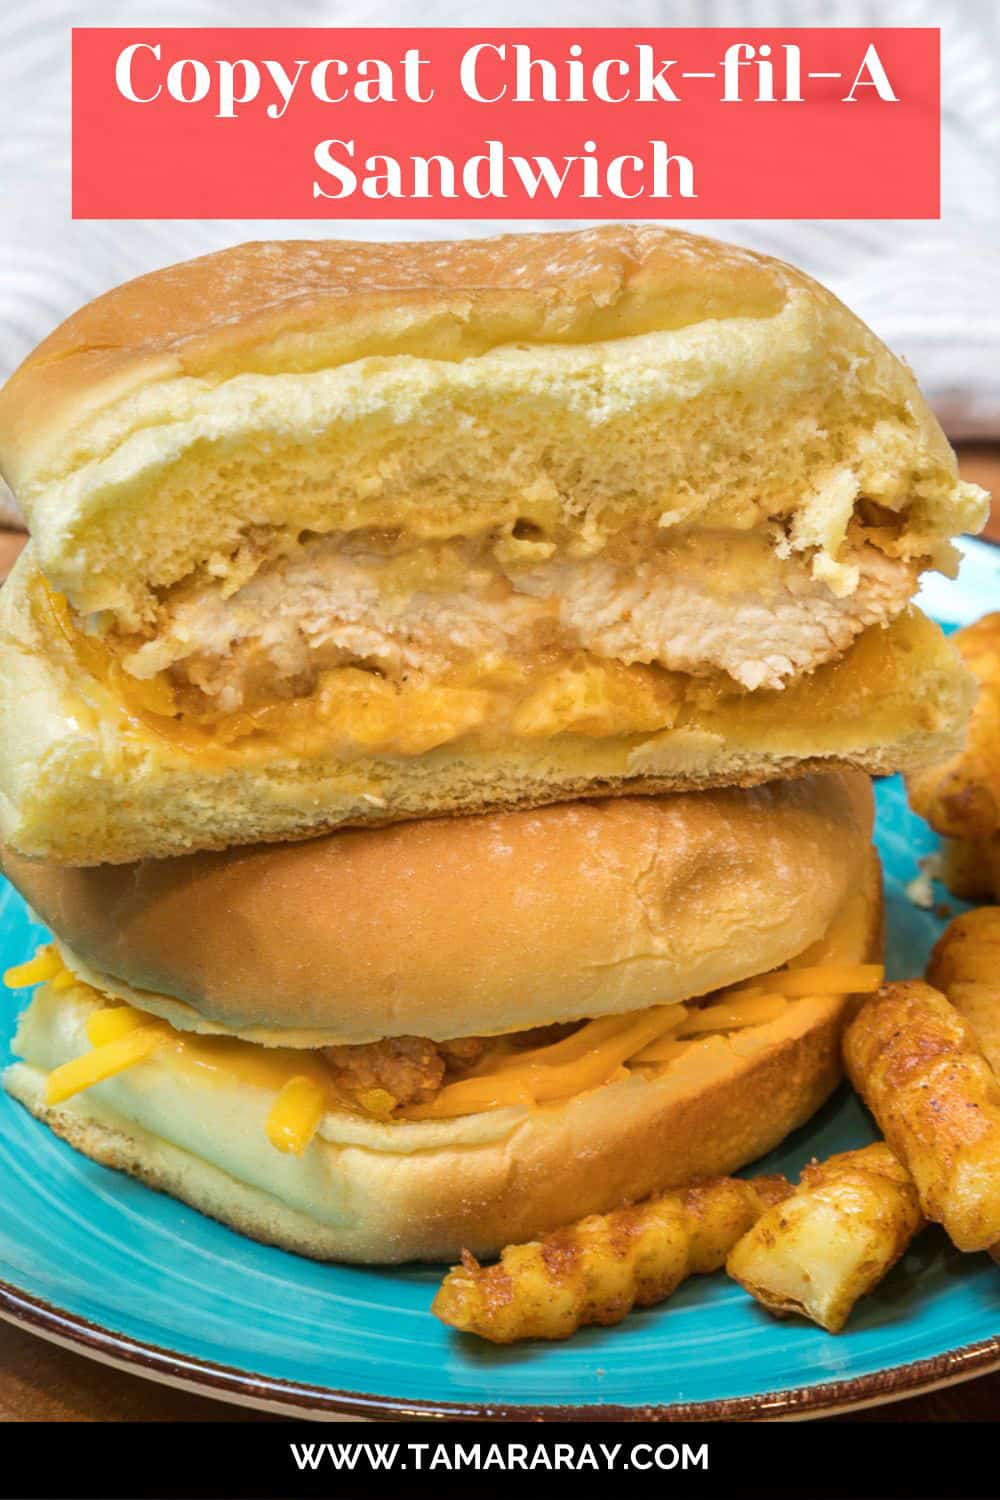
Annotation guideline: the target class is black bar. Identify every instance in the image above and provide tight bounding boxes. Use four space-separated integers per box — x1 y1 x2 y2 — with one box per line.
0 1417 994 1500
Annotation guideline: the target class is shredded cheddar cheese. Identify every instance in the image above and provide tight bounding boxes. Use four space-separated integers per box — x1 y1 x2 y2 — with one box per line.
356 1087 398 1119
676 993 789 1037
403 1004 686 1120
45 1025 168 1106
5 945 883 1137
265 1076 328 1155
50 968 80 993
86 1005 150 1047
3 947 62 988
398 1074 537 1121
482 1011 649 1075
632 1037 693 1067
728 963 883 1001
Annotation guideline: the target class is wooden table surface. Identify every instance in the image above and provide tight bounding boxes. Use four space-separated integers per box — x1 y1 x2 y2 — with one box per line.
0 447 997 1424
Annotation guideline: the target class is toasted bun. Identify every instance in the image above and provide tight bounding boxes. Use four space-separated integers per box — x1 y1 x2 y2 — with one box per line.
0 228 984 626
5 850 882 1262
0 227 983 865
5 771 875 1044
0 550 972 865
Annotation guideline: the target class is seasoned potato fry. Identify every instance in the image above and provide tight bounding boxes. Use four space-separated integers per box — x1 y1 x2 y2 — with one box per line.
940 836 1000 904
927 907 1000 1076
726 1143 923 1332
432 1174 789 1343
907 612 1000 900
844 981 1000 1251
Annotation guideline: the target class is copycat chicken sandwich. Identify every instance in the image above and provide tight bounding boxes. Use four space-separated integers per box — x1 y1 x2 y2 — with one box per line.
2 772 880 1262
0 226 986 864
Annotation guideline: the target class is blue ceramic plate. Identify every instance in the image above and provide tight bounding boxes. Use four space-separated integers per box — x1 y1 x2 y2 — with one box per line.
0 538 998 1421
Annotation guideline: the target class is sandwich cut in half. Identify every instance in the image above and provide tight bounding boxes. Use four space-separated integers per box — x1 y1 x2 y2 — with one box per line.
0 225 987 864
3 770 882 1263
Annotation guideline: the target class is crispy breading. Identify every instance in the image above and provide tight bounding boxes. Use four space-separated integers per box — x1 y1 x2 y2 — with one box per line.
726 1143 923 1333
907 612 1000 898
844 980 1000 1251
927 907 1000 1076
321 1034 487 1111
431 1174 790 1343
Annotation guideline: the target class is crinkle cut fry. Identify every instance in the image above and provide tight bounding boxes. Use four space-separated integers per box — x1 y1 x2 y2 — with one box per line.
927 906 1000 1078
906 612 1000 852
726 1142 924 1333
925 913 1000 1266
431 1173 790 1344
844 980 1000 1252
939 835 1000 904
905 611 1000 901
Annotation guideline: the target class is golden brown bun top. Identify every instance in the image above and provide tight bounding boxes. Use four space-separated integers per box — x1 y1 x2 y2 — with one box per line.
0 223 956 512
2 771 874 1043
0 226 801 481
0 225 982 632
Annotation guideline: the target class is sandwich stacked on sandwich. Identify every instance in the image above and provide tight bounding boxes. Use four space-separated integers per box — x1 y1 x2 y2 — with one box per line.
0 226 988 1262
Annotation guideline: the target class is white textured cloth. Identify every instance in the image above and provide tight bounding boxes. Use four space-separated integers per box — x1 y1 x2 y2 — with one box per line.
0 0 997 523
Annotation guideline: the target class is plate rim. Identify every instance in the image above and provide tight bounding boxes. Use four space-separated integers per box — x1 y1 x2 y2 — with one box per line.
1 1275 999 1422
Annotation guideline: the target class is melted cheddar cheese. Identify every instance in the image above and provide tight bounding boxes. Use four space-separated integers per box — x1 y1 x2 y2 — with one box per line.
42 582 684 764
45 1024 165 1106
266 1077 329 1156
4 947 883 1149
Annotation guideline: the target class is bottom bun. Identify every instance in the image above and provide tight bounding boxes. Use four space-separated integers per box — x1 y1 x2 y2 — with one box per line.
5 851 881 1263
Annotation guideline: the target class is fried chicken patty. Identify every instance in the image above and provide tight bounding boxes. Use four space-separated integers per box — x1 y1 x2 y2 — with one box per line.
322 1034 488 1109
113 522 919 715
321 1024 576 1111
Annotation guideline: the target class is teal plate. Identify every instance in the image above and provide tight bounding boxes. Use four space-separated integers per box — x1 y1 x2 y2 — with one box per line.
0 538 998 1421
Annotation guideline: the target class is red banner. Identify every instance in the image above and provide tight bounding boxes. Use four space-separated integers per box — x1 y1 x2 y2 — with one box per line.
72 28 940 219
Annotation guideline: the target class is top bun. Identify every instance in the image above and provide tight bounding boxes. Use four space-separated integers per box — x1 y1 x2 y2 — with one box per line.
2 770 874 1045
0 226 984 626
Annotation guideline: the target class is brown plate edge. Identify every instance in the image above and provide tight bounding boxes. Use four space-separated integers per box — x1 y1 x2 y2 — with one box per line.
1 1274 999 1422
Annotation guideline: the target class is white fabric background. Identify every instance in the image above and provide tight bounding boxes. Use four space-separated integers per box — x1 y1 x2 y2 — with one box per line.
0 0 997 519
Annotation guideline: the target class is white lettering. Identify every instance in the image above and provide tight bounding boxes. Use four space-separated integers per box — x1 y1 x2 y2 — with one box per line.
637 45 680 102
261 59 308 119
215 59 260 119
410 153 458 198
460 43 506 103
311 138 357 198
843 44 899 101
166 58 211 104
114 42 161 103
355 57 396 104
651 139 696 197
